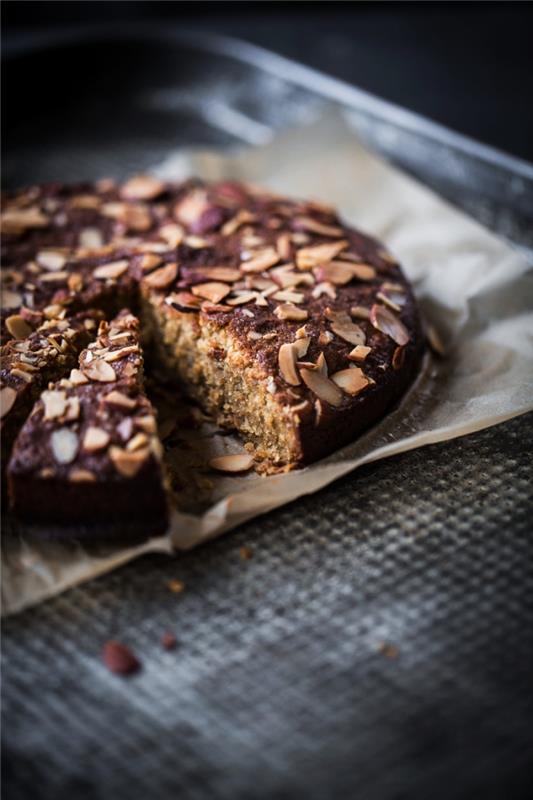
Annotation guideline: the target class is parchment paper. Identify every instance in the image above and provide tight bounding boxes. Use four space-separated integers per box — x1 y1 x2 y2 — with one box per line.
2 115 532 616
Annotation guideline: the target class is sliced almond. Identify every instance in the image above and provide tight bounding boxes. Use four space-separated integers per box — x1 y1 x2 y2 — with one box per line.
293 216 344 237
165 291 202 311
83 426 110 452
351 264 377 281
1 207 49 234
126 432 149 452
376 291 402 313
221 209 255 236
103 345 139 362
82 359 117 382
79 227 104 248
69 469 96 482
0 386 17 418
69 368 89 385
191 282 231 304
299 367 343 407
314 261 354 285
240 248 280 273
136 415 157 434
370 304 410 345
143 262 178 290
296 240 348 270
293 336 310 358
5 315 32 339
158 223 185 247
348 345 372 362
39 271 69 283
199 266 241 282
50 428 78 464
312 282 337 300
174 189 209 227
278 343 301 386
272 290 304 304
318 330 334 345
276 233 292 261
138 253 163 273
1 289 23 309
42 389 67 420
93 259 129 280
209 453 254 473
109 446 148 477
184 235 210 249
327 310 366 346
36 250 67 271
226 291 257 306
350 305 371 320
331 367 369 396
120 174 165 201
103 390 136 409
274 304 308 322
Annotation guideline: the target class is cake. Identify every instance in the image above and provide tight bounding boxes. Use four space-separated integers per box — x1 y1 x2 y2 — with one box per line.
2 176 424 532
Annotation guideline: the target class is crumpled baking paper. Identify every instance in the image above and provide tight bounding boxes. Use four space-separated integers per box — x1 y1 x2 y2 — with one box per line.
2 115 532 616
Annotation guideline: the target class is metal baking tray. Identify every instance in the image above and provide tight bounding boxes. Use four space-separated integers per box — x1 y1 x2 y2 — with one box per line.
2 27 533 800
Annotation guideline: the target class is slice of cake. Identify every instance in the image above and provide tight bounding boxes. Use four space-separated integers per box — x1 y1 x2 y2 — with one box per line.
7 311 168 537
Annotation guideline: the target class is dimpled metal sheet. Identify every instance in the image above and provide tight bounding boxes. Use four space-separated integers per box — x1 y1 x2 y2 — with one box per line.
2 30 533 800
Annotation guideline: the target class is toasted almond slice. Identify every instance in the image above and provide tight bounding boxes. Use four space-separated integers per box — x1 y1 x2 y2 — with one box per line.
274 304 308 322
199 266 242 282
69 368 89 385
136 415 157 434
191 282 231 304
79 227 104 248
43 303 64 319
331 367 369 396
143 262 178 290
370 304 410 345
174 189 209 227
93 259 130 280
1 207 49 234
348 345 372 362
270 266 313 289
349 264 376 281
109 446 149 477
82 359 117 382
120 174 165 201
293 216 344 237
0 386 17 418
5 315 32 339
126 432 149 452
83 426 111 452
69 469 97 482
64 397 80 421
42 389 67 420
315 352 328 376
350 305 371 320
201 301 232 313
36 250 67 271
299 367 343 407
1 289 23 309
376 291 402 313
278 342 301 385
272 290 304 304
221 209 255 236
39 271 69 283
50 428 78 464
314 261 354 285
10 368 32 382
240 248 280 273
296 240 348 270
318 330 334 345
165 291 202 311
159 223 185 247
138 253 163 272
103 345 139 362
295 325 308 339
184 235 210 249
104 390 137 409
209 453 254 473
312 281 337 300
226 291 257 306
276 233 292 261
293 336 311 358
327 310 366 346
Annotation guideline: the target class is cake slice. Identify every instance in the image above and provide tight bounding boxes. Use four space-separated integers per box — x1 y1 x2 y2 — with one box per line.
7 311 168 537
1 310 101 469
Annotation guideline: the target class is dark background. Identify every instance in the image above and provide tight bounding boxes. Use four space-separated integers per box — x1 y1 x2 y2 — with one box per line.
3 0 533 163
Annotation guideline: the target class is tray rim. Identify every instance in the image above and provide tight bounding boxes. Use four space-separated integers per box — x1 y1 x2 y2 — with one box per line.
3 23 533 182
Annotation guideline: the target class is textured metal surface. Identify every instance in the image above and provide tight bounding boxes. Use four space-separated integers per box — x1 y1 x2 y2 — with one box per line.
2 30 533 800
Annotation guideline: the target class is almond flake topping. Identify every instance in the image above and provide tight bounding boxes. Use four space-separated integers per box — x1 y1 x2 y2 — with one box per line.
299 366 343 407
276 233 292 261
109 446 149 477
165 291 201 311
0 386 17 418
350 305 371 320
50 428 78 464
240 248 280 274
209 453 254 473
42 390 67 420
69 469 96 482
79 227 104 248
318 330 334 345
83 426 110 452
158 223 184 247
82 359 117 382
120 174 165 201
296 240 348 270
1 289 23 309
370 304 410 345
326 309 366 346
221 210 255 236
174 189 209 228
272 290 305 304
226 291 257 306
126 432 149 452
143 262 178 290
293 217 344 237
331 367 370 396
278 342 301 386
37 250 67 271
1 207 49 234
103 390 136 409
199 267 242 282
138 253 163 273
191 282 231 304
376 291 402 313
348 345 372 362
39 271 69 283
314 261 355 286
69 368 89 385
103 345 140 362
274 304 308 322
93 260 130 280
5 315 32 340
312 282 337 300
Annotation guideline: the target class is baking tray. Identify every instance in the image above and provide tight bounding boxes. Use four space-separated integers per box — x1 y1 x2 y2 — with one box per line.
2 27 533 800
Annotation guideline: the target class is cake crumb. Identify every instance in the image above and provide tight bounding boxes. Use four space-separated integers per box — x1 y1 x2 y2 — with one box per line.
239 546 253 561
167 579 185 594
